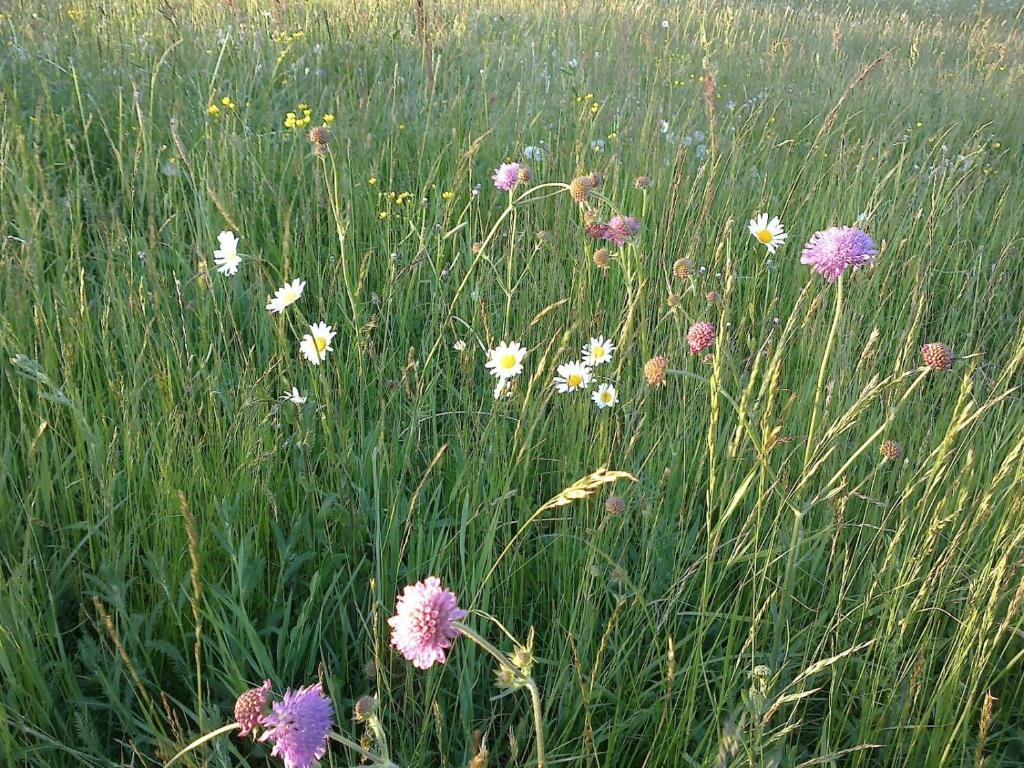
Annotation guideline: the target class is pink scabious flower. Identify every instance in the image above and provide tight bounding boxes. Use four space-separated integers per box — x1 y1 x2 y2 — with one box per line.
603 215 640 247
388 576 467 670
687 322 716 354
492 162 527 191
258 683 333 768
800 226 877 283
235 680 272 737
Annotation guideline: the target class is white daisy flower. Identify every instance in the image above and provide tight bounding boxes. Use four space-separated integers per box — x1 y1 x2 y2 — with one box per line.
282 387 307 404
554 360 592 393
582 336 615 367
747 213 788 254
453 339 467 352
213 230 241 276
592 383 618 409
266 278 307 314
300 322 336 365
485 341 527 380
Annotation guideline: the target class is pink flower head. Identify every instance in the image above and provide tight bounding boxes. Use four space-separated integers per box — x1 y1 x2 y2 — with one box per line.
388 576 466 669
234 680 272 737
800 226 877 282
492 162 527 191
258 683 333 768
603 215 641 247
687 322 716 354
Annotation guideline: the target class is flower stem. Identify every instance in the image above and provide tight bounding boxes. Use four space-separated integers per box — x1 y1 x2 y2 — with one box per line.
328 730 400 767
803 275 844 472
453 621 546 768
164 722 240 767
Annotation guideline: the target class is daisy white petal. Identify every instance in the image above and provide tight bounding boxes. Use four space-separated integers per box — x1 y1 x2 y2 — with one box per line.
581 335 615 367
553 360 593 393
266 278 307 313
591 383 618 409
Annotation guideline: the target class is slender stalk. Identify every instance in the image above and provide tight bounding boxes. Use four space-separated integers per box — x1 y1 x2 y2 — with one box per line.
164 723 240 768
803 275 844 471
328 730 400 767
453 622 546 768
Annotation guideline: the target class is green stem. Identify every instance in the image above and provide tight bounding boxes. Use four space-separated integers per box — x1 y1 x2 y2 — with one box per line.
453 621 546 768
803 276 844 471
328 730 400 767
164 722 240 767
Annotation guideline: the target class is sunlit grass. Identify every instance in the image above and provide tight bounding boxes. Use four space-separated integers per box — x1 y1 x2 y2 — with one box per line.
1 0 1023 766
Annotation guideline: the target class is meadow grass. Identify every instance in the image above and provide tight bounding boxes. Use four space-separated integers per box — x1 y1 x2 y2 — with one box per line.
1 0 1023 765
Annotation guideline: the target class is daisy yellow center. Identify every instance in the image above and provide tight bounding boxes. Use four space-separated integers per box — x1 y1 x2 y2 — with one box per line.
501 353 517 369
567 373 583 387
314 336 328 352
283 289 299 302
592 346 605 358
601 391 612 403
756 228 773 244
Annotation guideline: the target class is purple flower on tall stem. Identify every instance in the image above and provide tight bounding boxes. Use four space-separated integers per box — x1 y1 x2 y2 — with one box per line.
388 577 467 669
258 683 334 768
492 162 528 191
800 226 877 282
603 215 640 247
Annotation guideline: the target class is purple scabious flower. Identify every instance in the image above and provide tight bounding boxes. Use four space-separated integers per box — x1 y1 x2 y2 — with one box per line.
800 226 877 282
603 216 640 247
258 683 333 768
235 680 272 737
388 577 467 669
492 162 528 191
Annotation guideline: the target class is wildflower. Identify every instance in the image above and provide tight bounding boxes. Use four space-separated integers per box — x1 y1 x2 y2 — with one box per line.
387 577 467 669
800 226 877 283
921 342 953 370
523 145 545 161
492 162 528 191
353 695 378 722
308 125 329 145
643 356 668 387
687 322 716 354
660 120 670 134
748 213 788 254
673 257 694 279
592 383 618 409
442 190 455 201
207 104 220 117
590 139 606 153
484 341 527 380
300 323 336 365
602 216 640 247
568 176 591 204
282 387 307 405
323 114 335 124
234 680 272 737
880 439 904 461
661 19 669 28
586 172 604 188
605 495 626 516
259 683 333 768
667 291 680 309
592 248 611 269
213 230 241 276
634 175 651 190
266 279 306 314
706 291 721 304
582 336 615 367
453 339 467 352
554 360 593 393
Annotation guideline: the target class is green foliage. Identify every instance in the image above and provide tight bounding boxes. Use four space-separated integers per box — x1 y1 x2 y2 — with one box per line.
1 0 1023 766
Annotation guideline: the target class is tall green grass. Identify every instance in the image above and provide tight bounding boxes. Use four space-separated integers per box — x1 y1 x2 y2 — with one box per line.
1 0 1023 765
